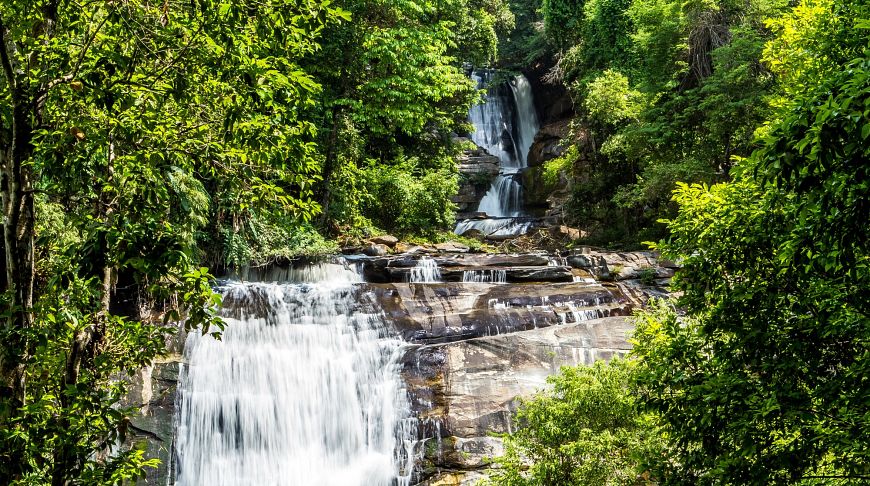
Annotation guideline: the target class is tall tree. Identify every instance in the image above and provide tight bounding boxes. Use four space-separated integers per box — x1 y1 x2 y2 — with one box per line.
632 0 869 482
0 1 341 482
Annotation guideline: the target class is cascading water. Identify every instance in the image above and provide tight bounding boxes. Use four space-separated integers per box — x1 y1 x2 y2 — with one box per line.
408 257 441 283
174 262 415 486
456 70 541 239
462 269 507 283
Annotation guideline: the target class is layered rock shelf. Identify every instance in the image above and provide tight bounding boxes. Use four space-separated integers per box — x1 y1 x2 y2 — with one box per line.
127 248 672 485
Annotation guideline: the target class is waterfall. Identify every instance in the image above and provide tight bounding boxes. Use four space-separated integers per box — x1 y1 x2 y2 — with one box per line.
468 70 518 167
408 257 441 283
509 74 540 167
174 262 415 486
462 269 507 283
456 70 541 238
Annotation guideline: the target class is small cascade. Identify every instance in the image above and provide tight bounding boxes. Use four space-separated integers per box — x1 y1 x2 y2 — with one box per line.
408 257 441 283
462 269 507 283
456 70 541 238
547 256 568 267
556 303 611 324
175 262 415 486
477 171 523 217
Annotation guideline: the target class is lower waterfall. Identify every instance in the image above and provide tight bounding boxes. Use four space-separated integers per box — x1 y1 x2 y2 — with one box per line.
174 263 415 486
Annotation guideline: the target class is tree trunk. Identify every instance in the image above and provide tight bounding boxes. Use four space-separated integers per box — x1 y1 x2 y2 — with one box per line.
0 26 36 482
318 104 342 227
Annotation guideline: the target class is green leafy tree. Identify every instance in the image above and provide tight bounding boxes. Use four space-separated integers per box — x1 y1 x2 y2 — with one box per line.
485 359 663 485
309 0 509 236
0 1 341 483
631 1 869 482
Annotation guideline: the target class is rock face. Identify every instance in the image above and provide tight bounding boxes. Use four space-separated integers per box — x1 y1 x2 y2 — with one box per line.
523 65 574 124
122 358 182 484
376 251 670 484
133 250 672 485
527 120 570 168
452 138 500 213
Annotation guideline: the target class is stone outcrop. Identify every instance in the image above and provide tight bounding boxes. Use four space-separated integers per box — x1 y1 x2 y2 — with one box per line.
527 120 570 168
452 138 500 213
122 357 182 484
132 249 673 485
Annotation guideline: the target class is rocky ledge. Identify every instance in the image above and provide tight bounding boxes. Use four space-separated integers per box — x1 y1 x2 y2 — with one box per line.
127 248 673 485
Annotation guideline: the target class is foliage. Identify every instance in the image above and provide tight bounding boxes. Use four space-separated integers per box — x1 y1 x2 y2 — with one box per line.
499 0 552 67
0 0 343 482
484 359 663 485
584 70 643 126
542 0 587 49
632 6 870 479
307 0 504 235
359 157 458 237
545 0 788 245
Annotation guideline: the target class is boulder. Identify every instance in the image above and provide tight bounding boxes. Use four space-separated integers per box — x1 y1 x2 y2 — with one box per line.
527 120 570 167
395 242 424 254
362 243 390 257
371 235 399 247
434 241 470 253
549 225 584 240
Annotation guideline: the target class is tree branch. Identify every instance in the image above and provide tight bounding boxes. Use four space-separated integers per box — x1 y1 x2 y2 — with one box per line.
36 7 113 109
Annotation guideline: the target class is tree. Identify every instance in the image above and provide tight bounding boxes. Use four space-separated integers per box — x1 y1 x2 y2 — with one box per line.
485 359 663 485
308 0 510 235
0 1 341 482
631 1 869 482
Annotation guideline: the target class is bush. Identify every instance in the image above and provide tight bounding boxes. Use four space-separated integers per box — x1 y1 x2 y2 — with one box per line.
360 157 458 237
484 359 663 486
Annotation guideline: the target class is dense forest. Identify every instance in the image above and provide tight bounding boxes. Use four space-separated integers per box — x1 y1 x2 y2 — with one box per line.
0 0 867 483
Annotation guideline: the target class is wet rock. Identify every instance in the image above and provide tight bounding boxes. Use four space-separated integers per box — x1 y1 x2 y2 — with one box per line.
367 281 631 344
435 253 550 267
453 139 500 212
404 314 635 480
503 265 573 282
434 242 470 253
371 235 399 247
395 242 424 254
121 359 182 484
362 243 391 257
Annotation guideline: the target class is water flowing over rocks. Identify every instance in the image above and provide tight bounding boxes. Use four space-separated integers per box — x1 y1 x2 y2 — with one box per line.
129 249 671 485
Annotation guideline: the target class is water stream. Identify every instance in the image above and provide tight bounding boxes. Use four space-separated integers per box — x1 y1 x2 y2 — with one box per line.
174 263 415 486
456 70 541 239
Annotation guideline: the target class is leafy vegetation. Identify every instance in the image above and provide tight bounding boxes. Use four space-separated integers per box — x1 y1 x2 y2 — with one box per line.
483 359 662 486
523 0 789 244
0 0 508 483
487 0 869 484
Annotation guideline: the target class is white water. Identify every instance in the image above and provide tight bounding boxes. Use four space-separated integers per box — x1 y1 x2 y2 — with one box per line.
409 257 441 283
509 74 540 167
462 269 507 283
175 263 414 486
457 70 541 236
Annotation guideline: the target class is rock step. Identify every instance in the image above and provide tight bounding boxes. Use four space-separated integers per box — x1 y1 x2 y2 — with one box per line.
383 265 573 283
362 281 632 344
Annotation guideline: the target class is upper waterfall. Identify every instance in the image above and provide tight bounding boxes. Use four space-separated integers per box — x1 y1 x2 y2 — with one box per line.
456 70 541 236
509 74 540 167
